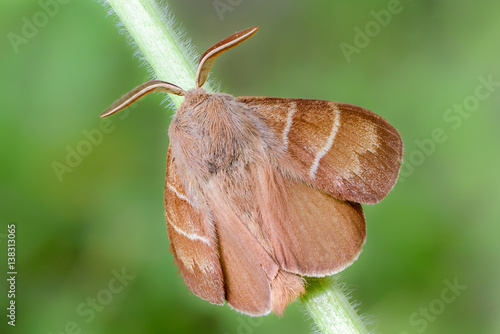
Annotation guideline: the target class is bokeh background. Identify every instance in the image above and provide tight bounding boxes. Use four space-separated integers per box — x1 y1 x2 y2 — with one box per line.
1 1 500 333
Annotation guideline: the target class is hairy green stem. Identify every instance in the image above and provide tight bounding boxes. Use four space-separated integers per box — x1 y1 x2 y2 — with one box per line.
302 276 369 334
103 1 368 333
105 0 203 107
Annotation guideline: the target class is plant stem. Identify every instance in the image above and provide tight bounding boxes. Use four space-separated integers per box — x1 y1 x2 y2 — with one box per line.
105 0 201 107
301 276 369 334
103 1 369 333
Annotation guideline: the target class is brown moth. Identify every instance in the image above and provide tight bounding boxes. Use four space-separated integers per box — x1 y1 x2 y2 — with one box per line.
101 26 403 316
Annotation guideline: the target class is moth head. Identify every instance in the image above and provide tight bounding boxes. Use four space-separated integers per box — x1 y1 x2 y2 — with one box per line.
100 26 259 118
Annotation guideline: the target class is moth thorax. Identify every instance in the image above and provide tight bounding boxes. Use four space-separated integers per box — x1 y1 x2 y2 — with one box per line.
169 90 266 180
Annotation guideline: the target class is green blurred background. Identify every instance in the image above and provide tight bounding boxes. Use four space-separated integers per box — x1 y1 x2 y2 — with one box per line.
1 0 499 333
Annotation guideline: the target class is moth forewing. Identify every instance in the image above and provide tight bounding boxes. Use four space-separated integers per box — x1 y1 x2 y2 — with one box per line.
164 147 225 305
239 97 404 204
